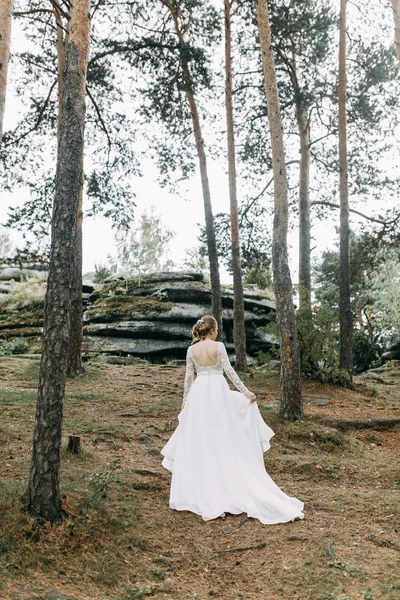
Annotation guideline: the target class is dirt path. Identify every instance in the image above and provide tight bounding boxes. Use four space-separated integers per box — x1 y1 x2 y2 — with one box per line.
0 358 399 600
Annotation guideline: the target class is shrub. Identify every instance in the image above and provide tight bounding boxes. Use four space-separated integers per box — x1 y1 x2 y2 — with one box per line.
0 277 46 310
0 339 29 356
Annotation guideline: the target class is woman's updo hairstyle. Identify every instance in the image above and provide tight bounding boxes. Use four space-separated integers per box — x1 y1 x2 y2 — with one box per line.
192 315 217 342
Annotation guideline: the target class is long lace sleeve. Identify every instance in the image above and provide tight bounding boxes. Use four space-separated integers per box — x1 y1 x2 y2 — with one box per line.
218 342 250 397
182 349 195 406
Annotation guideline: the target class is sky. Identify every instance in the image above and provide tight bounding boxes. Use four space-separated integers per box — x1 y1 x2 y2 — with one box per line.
0 1 397 284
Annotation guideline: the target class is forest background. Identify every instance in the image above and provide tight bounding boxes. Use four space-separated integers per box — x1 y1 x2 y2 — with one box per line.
1 0 398 281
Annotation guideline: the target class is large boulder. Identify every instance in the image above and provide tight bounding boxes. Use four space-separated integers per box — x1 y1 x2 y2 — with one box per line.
382 342 400 361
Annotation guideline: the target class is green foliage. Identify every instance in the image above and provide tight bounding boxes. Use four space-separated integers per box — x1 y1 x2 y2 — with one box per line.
314 239 400 354
115 208 175 281
93 261 117 284
0 277 46 310
297 302 343 384
182 245 209 274
67 460 122 536
244 266 273 290
198 210 272 275
328 561 356 577
365 250 400 343
0 339 29 357
353 330 382 374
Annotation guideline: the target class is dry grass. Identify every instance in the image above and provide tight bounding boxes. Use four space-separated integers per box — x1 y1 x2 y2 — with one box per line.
0 357 399 600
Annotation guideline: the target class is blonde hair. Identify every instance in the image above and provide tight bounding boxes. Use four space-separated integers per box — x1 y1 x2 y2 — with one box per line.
191 315 217 342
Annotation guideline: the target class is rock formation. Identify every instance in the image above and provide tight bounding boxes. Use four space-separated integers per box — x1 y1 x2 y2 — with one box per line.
0 268 277 362
382 342 400 361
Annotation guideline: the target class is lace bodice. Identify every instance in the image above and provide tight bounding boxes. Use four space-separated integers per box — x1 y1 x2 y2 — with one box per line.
182 341 250 404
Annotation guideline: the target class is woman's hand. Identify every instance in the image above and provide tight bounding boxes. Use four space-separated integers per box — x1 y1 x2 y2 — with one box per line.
246 391 257 403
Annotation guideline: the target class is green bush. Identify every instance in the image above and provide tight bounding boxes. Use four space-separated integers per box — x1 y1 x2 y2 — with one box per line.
0 339 29 356
353 330 382 374
0 277 46 310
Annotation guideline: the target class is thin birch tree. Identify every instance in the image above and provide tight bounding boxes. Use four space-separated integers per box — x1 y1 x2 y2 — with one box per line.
255 0 302 420
26 0 91 521
224 0 246 369
0 0 13 147
338 0 353 383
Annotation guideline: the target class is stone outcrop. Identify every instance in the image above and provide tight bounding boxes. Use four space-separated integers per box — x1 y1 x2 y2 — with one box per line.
0 270 277 361
382 342 400 361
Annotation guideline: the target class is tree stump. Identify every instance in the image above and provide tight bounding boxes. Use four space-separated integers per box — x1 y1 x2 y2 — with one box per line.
67 435 81 454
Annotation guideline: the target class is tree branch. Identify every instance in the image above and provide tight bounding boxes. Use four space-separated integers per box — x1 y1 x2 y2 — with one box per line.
48 0 70 21
311 201 398 225
3 80 58 148
14 9 54 17
86 86 112 149
241 160 300 221
89 41 180 65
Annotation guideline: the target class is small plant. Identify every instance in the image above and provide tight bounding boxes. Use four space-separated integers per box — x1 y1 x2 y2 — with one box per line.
0 339 29 356
328 560 356 577
361 590 375 600
66 460 121 534
0 276 46 310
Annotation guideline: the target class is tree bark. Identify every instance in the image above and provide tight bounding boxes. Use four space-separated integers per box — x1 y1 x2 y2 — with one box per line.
67 177 84 377
26 0 91 522
164 2 223 337
255 0 303 420
296 103 311 314
0 0 13 147
224 0 246 369
338 0 353 382
54 3 84 378
392 0 400 66
54 0 67 137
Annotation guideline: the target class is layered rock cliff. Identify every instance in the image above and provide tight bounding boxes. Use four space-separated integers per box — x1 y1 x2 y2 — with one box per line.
0 268 277 362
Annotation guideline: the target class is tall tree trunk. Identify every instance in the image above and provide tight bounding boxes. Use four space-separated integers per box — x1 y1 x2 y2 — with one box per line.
163 2 223 337
0 0 13 147
67 175 84 377
338 0 353 382
54 0 66 136
296 103 311 315
224 0 246 369
54 2 84 378
25 0 91 522
255 0 302 420
392 0 400 66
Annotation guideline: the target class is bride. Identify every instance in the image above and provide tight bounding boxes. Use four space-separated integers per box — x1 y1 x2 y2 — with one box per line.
161 315 304 525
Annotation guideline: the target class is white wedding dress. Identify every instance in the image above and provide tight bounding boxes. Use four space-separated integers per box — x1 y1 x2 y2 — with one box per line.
161 342 304 525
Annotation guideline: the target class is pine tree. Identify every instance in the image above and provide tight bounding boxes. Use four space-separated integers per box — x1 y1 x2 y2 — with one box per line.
255 0 302 420
159 0 223 337
26 0 91 521
224 0 246 369
0 0 13 146
338 0 353 384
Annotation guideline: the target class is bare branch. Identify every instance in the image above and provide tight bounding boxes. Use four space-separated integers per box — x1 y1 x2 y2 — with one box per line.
240 160 300 221
48 0 70 20
86 85 112 149
311 201 398 225
3 80 57 148
14 9 54 17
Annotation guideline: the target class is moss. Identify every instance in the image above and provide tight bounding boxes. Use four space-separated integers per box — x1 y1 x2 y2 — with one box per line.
86 295 173 320
0 303 44 329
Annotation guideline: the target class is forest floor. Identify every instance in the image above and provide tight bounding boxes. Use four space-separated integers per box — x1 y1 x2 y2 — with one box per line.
0 357 399 600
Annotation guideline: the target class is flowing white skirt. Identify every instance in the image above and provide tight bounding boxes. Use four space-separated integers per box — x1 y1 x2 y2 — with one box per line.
161 373 304 525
